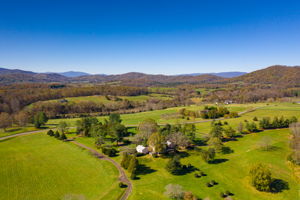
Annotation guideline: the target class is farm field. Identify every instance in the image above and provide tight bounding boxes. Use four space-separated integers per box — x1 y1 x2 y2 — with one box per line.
47 103 265 126
32 93 172 105
1 101 299 200
60 101 300 200
67 129 299 200
2 3 300 200
0 134 124 200
195 103 300 134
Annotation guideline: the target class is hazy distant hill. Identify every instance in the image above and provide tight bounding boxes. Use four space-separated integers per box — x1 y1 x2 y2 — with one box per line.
0 66 299 87
227 65 300 87
73 72 224 86
0 68 35 75
0 68 68 84
179 71 247 78
59 71 90 77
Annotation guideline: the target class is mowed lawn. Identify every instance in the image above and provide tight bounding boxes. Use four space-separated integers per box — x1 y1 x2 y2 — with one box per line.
0 134 123 200
63 102 300 200
69 129 299 200
128 129 299 200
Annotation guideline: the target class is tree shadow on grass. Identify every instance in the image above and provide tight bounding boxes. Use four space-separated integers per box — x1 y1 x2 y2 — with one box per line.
176 164 198 175
259 146 281 152
161 151 190 159
136 164 156 176
5 128 21 132
271 179 289 193
208 158 229 164
193 138 206 146
221 146 234 154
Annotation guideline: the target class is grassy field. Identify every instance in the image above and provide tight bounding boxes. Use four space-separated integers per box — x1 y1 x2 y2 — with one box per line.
128 129 299 200
0 133 124 200
70 129 299 200
195 103 300 134
32 93 172 105
48 103 263 126
61 102 300 200
2 101 300 200
0 126 38 138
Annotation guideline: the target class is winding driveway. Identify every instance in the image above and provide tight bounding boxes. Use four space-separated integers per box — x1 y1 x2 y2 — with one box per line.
0 106 265 199
71 141 132 200
0 130 132 200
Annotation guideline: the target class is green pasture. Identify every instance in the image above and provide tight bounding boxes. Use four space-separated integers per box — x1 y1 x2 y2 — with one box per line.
0 133 124 200
69 128 299 200
48 103 261 127
0 126 38 138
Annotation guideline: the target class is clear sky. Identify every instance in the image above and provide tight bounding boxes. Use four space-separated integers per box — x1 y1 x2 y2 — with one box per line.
1 0 300 75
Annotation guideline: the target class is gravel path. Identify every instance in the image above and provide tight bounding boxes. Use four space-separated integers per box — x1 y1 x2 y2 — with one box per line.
71 141 132 200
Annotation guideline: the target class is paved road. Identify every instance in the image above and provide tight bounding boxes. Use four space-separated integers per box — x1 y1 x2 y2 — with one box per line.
71 141 132 200
0 129 48 141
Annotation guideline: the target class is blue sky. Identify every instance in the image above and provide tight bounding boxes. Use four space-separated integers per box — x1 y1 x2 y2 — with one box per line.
0 0 300 75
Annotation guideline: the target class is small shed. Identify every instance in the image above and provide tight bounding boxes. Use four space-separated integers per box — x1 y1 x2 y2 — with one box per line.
136 145 149 154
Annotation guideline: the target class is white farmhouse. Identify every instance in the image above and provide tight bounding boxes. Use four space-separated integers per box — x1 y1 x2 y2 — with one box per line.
136 145 149 154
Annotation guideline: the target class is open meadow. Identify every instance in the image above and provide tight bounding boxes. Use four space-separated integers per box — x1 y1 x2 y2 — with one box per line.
1 101 299 200
0 134 124 200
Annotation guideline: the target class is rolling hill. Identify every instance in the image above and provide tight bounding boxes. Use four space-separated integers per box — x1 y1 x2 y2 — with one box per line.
227 65 300 87
179 71 247 78
0 65 299 87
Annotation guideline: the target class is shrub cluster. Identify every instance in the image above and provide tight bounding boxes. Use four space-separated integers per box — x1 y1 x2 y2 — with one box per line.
101 146 117 157
259 116 297 129
200 106 230 119
47 129 67 140
121 152 139 179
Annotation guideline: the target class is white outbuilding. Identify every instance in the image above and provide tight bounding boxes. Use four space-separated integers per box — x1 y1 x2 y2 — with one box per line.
136 145 149 154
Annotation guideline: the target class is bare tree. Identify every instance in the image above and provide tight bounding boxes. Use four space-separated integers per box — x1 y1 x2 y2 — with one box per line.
289 123 300 165
164 184 184 199
0 113 12 131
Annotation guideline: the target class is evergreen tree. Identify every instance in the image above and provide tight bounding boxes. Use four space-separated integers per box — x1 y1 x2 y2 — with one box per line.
128 155 138 174
166 155 182 175
33 112 48 128
200 148 215 163
47 129 54 136
121 153 131 169
207 137 223 152
54 130 60 138
209 124 223 138
223 126 236 138
246 122 259 133
60 132 67 140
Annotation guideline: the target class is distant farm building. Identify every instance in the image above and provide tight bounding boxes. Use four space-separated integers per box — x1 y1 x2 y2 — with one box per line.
59 99 68 103
136 145 149 154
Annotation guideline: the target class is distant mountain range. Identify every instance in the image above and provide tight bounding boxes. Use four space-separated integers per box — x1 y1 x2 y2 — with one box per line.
58 71 90 77
0 66 299 87
179 72 247 78
57 71 247 78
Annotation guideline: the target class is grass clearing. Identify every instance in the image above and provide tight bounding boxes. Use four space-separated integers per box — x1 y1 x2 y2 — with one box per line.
48 103 260 126
0 133 124 200
0 126 38 138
